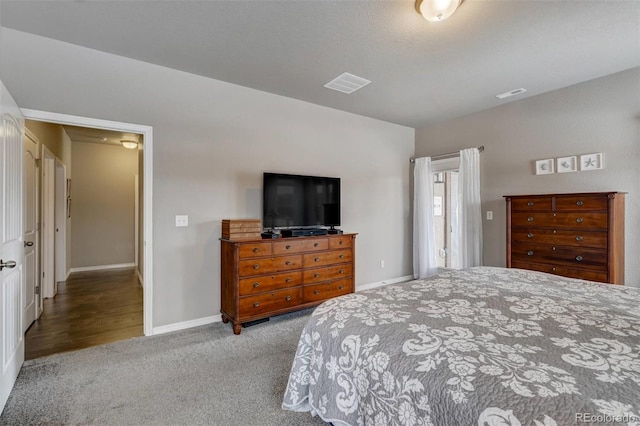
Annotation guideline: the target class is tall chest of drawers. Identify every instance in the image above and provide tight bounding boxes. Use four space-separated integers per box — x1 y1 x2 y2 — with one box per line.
505 192 625 284
220 234 356 334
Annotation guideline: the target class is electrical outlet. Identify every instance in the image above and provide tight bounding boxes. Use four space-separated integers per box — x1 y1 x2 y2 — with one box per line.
486 211 493 220
175 215 189 227
380 260 385 268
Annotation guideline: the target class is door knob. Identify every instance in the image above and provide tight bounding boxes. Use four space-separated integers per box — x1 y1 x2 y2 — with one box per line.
24 241 34 247
0 260 17 271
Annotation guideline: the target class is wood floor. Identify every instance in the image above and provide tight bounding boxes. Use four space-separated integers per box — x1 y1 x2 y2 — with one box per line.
25 268 143 360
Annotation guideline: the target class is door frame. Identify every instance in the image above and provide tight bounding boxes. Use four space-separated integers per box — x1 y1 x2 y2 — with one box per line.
24 127 42 321
54 159 67 283
22 109 154 336
41 145 57 298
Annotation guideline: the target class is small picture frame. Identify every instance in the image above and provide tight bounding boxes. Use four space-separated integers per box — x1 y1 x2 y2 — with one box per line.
556 156 577 173
535 159 555 175
580 153 603 171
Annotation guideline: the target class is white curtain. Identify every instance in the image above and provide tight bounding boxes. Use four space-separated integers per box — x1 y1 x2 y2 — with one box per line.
413 157 438 279
458 148 483 268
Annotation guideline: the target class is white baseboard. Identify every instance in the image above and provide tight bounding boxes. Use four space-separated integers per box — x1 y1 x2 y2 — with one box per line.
66 269 71 280
136 269 144 287
69 262 136 273
356 274 414 292
152 315 221 336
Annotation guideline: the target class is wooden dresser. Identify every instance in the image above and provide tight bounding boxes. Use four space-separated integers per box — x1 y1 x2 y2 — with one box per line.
220 234 356 334
505 192 625 284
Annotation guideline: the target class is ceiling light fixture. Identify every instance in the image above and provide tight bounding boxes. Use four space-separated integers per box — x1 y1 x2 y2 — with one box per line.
496 88 527 100
121 140 138 149
415 0 462 22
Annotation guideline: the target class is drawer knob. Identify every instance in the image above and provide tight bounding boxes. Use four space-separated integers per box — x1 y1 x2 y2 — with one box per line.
576 200 584 206
253 264 260 270
575 255 584 262
576 217 584 223
576 236 583 241
314 289 319 295
527 217 534 222
339 254 344 259
285 295 291 301
339 269 344 274
285 261 291 266
527 201 534 207
286 245 291 250
253 247 259 253
552 267 556 271
253 302 259 308
527 233 533 238
552 247 556 251
338 286 344 290
314 242 319 247
253 282 260 288
314 257 320 262
527 250 534 256
314 273 320 278
286 278 291 283
339 241 344 245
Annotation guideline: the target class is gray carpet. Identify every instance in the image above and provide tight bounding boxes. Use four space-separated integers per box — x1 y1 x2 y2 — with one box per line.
0 309 326 425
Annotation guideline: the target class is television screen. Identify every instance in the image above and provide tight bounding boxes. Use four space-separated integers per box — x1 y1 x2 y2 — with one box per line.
263 173 340 228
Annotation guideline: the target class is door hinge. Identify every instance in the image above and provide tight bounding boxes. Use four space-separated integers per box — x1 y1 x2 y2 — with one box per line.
35 158 41 167
35 285 40 295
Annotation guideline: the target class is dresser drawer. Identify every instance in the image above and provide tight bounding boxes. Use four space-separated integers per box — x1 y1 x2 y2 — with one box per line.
512 212 608 230
510 197 552 211
512 243 607 270
238 255 302 277
304 264 353 284
303 279 352 303
238 242 272 259
511 261 608 283
273 238 328 255
555 196 608 211
329 235 353 250
238 271 302 296
304 249 352 267
511 228 607 249
239 288 302 317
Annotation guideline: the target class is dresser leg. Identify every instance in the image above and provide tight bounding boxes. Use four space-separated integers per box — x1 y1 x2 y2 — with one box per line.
221 315 229 324
232 323 242 335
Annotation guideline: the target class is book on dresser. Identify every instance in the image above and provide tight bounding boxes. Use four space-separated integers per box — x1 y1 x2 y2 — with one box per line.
220 233 356 334
505 192 625 285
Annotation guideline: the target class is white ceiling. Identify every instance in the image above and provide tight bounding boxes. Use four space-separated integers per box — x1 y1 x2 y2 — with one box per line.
2 1 639 128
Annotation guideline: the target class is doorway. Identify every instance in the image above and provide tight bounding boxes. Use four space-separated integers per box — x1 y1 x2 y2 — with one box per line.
21 109 154 343
432 157 461 270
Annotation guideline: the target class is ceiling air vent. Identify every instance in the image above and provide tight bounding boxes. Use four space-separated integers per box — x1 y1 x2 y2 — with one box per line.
496 88 527 100
324 72 371 94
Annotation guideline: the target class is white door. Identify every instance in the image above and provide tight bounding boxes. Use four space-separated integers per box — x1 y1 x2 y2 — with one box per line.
0 81 25 410
24 129 40 329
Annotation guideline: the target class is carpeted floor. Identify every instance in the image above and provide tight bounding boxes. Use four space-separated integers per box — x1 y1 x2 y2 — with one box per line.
0 309 326 425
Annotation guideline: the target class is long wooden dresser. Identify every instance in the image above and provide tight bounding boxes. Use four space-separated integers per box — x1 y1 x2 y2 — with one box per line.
220 233 356 334
505 192 625 284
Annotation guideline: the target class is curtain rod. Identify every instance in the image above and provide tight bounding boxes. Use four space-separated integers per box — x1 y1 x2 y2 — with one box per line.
410 145 484 163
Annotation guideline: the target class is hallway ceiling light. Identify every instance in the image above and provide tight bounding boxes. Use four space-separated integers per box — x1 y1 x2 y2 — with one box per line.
121 140 138 149
416 0 462 22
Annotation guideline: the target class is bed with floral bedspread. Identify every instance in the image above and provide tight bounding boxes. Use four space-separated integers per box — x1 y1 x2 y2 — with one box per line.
282 267 640 426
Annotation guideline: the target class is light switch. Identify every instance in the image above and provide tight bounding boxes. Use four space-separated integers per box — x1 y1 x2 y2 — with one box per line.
486 211 493 220
175 215 189 227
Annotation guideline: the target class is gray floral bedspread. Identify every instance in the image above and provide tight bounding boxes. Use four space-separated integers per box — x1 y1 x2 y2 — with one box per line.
282 267 640 426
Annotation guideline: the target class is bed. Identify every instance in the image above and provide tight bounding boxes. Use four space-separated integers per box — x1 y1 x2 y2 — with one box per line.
282 267 640 425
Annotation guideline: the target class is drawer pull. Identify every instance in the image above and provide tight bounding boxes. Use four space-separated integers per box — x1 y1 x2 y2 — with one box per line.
253 302 259 308
338 286 344 290
552 267 556 271
575 255 584 262
576 217 584 223
314 273 320 278
314 242 319 247
576 200 584 206
527 201 534 207
253 264 260 270
286 278 292 283
339 269 344 274
285 295 292 301
314 257 320 262
339 254 344 259
527 233 533 238
314 289 319 295
527 217 534 222
339 241 344 245
285 261 291 266
253 247 259 253
576 236 583 241
286 245 291 250
253 282 260 288
527 250 534 256
552 247 556 251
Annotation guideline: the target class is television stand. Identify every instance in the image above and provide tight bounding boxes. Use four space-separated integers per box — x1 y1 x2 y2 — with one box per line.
281 228 328 238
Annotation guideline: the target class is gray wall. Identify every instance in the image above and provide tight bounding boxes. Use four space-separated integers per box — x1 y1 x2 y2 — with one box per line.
71 141 138 268
1 29 415 327
416 67 640 286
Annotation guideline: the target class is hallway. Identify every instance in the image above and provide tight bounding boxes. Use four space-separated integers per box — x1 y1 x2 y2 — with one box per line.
25 268 143 360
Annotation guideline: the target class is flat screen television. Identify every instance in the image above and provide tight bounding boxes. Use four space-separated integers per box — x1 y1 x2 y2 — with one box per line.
263 173 341 229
